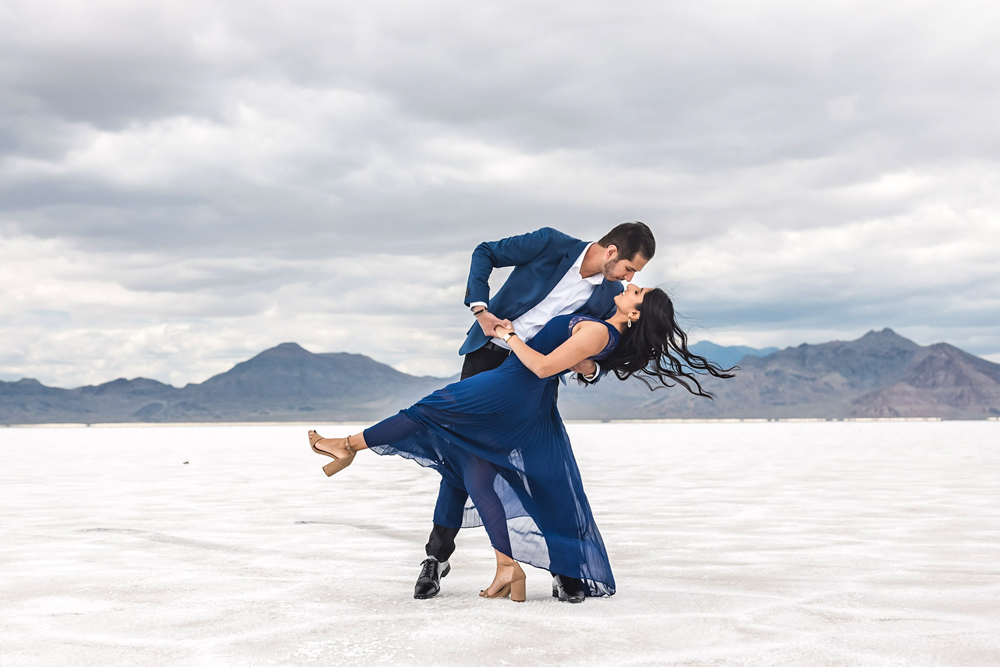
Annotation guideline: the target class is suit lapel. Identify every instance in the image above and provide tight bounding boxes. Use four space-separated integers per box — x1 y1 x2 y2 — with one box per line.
512 246 580 320
582 280 623 318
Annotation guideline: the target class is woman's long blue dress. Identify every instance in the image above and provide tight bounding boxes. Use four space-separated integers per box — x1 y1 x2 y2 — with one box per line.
363 314 618 597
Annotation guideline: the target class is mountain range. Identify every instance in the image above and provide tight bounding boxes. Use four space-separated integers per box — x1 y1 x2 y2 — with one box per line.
0 344 443 425
558 328 1000 420
2 330 998 425
689 341 779 369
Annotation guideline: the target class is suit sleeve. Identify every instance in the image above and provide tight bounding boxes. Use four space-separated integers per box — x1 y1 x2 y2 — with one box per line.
464 227 562 306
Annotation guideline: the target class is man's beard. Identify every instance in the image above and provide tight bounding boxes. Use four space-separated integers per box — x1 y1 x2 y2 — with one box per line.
602 258 620 280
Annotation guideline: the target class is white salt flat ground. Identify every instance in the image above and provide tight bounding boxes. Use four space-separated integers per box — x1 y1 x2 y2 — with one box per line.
1 422 998 666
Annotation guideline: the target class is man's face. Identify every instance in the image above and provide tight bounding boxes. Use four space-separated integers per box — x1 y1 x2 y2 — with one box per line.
602 248 648 282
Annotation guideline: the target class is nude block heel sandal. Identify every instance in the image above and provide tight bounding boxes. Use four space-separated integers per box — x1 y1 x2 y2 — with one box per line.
309 431 357 477
322 446 355 476
510 577 526 603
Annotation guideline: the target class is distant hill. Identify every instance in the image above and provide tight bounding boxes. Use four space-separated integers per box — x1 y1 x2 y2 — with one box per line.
688 341 778 369
851 341 1000 418
2 333 998 424
558 329 1000 420
0 343 443 425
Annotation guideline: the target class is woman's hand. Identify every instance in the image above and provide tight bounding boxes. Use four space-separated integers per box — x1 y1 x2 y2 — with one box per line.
476 310 511 338
570 359 597 377
493 322 515 339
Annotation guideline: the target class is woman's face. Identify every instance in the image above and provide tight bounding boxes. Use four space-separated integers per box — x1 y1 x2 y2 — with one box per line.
615 283 649 316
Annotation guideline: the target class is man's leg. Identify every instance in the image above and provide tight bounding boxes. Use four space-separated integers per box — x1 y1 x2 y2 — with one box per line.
414 481 467 599
459 343 510 380
426 480 468 561
414 343 509 599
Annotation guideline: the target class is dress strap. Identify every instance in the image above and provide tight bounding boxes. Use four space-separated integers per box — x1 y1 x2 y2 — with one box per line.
567 314 597 331
568 315 620 360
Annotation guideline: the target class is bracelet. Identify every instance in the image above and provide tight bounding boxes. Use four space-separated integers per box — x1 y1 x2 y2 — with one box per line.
501 331 517 343
472 308 487 317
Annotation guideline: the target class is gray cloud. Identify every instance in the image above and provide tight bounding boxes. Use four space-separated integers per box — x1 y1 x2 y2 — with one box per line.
2 0 999 387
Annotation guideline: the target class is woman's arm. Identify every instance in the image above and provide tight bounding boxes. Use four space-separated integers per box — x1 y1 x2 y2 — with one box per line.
495 321 609 379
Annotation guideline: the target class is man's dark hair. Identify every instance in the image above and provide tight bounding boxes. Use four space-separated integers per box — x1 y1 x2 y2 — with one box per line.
598 221 655 261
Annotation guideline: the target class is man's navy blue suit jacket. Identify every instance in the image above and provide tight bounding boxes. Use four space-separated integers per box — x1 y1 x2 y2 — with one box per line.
459 227 624 356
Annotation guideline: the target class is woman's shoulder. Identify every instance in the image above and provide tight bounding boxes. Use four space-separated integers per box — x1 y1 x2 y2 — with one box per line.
568 315 615 339
568 314 614 330
568 315 619 360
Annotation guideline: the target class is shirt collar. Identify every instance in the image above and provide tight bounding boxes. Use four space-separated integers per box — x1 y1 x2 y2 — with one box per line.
574 243 605 285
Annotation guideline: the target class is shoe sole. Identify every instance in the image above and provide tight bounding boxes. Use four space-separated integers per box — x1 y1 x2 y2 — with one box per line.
552 589 585 603
413 563 451 599
413 590 440 600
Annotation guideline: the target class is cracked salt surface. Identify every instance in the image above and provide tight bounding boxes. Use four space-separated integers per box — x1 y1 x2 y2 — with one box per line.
1 422 998 665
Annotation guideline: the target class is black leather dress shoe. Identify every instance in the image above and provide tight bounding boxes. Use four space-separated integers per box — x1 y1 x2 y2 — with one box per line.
551 574 586 603
414 557 451 599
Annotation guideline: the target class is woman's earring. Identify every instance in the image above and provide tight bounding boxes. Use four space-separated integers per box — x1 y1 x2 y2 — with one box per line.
627 317 632 328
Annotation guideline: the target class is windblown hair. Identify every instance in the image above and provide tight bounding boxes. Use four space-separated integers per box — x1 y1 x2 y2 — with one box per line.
598 221 656 262
601 288 735 398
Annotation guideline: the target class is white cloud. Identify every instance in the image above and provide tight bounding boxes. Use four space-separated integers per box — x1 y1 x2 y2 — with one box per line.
0 232 471 386
1 0 999 387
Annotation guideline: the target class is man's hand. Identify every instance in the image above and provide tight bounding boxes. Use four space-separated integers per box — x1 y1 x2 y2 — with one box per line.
476 310 511 338
570 359 597 378
493 321 515 339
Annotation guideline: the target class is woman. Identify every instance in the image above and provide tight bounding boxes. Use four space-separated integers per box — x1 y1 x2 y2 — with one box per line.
309 285 733 601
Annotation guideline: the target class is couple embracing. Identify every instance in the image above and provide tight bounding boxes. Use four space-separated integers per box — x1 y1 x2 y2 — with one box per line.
309 222 731 602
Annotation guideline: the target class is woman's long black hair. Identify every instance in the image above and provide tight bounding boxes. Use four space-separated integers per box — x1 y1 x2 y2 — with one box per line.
601 288 735 398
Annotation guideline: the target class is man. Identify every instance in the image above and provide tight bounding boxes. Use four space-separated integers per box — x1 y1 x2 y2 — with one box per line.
414 221 655 602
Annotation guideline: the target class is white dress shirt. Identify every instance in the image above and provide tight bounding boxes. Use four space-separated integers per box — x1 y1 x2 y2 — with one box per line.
475 243 604 350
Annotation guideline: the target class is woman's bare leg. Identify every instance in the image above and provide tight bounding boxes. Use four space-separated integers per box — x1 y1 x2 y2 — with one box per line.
482 548 525 597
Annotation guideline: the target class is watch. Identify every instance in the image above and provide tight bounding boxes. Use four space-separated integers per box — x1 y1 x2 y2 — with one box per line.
501 331 517 343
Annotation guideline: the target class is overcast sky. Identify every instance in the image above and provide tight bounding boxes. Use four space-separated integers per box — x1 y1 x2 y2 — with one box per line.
2 0 999 387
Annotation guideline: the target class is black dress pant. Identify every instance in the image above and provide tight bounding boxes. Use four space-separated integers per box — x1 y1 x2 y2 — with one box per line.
424 343 510 561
